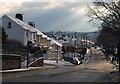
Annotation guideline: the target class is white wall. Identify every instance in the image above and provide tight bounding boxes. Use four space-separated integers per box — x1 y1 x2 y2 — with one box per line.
2 15 40 46
24 30 29 45
24 30 37 45
2 16 25 45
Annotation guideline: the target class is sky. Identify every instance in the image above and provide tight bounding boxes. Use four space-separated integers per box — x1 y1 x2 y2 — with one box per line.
0 0 100 32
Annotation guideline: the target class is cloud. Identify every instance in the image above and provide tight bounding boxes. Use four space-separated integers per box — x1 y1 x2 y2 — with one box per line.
42 2 64 10
0 1 98 32
20 2 64 11
0 0 44 16
0 0 26 16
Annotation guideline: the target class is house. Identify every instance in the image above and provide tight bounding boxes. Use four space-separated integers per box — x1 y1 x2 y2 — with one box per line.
1 14 64 68
34 28 47 47
1 14 63 50
1 14 37 46
51 38 63 52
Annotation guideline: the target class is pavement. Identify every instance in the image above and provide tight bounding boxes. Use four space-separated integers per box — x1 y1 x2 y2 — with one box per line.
0 60 74 73
44 59 74 66
0 64 56 73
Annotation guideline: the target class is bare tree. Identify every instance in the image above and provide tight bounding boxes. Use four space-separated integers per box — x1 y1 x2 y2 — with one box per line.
87 0 120 72
87 0 120 45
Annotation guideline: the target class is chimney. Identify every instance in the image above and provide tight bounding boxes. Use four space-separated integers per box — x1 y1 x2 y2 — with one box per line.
28 22 35 28
15 13 23 21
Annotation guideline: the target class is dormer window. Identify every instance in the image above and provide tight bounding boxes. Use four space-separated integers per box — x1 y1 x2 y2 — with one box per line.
7 22 12 28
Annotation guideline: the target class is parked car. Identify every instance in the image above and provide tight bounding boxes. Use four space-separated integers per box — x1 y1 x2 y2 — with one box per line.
72 56 81 65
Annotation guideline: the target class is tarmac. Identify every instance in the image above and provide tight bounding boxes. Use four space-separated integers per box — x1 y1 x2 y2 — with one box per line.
1 48 120 82
0 60 74 73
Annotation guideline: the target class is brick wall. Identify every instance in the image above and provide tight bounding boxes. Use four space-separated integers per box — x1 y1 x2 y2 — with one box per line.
1 54 21 70
28 57 44 67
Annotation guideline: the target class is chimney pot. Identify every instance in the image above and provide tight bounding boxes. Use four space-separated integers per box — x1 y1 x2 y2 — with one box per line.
15 13 23 21
28 22 35 28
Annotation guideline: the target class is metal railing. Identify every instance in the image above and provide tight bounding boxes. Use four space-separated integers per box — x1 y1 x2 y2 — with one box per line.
46 50 63 60
28 50 43 65
1 44 44 67
21 49 44 68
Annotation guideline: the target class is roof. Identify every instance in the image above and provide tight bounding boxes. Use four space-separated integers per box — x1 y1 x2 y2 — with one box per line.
3 15 37 33
58 40 65 44
34 28 43 35
47 37 51 40
51 38 63 47
2 15 62 47
31 25 61 46
35 28 62 46
42 34 47 38
34 28 49 38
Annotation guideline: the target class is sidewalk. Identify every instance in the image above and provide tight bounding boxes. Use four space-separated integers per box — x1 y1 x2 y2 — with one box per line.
0 64 57 73
44 60 74 66
1 60 73 73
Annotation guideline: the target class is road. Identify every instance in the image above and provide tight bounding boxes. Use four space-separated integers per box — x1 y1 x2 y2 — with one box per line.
2 48 116 82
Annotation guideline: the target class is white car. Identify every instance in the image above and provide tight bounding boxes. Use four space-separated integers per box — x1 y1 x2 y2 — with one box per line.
73 56 81 65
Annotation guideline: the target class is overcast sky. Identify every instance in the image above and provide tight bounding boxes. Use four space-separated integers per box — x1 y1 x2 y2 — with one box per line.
0 0 100 32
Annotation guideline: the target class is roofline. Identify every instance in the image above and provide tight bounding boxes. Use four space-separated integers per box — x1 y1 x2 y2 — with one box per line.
51 38 63 47
3 15 37 33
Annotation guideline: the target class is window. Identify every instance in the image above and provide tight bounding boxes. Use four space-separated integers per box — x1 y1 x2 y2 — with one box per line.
7 22 12 28
30 33 32 40
33 33 36 39
26 30 28 37
8 22 11 26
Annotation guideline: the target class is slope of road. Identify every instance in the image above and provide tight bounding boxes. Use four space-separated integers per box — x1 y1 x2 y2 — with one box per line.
2 48 119 82
75 48 115 72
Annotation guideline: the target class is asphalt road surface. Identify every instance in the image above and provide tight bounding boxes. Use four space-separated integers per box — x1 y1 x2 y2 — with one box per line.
2 48 116 82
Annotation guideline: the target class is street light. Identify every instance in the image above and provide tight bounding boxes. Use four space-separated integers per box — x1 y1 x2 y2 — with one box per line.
26 49 29 68
55 46 59 63
26 41 32 68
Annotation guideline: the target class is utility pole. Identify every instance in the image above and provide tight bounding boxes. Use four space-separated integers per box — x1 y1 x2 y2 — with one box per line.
74 32 77 57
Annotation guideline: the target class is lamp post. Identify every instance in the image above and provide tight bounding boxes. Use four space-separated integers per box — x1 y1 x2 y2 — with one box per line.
26 49 29 68
74 32 77 49
26 41 32 68
73 32 77 57
56 46 59 63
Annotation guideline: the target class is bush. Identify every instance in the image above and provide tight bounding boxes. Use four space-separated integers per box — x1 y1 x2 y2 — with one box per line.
2 39 26 55
5 39 24 48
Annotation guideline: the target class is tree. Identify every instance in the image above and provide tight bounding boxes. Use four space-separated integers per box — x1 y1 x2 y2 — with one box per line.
96 28 117 52
87 0 120 72
87 1 120 46
2 27 8 44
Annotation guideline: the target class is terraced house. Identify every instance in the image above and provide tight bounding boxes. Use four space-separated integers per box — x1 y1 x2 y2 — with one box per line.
1 14 63 52
2 14 37 46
